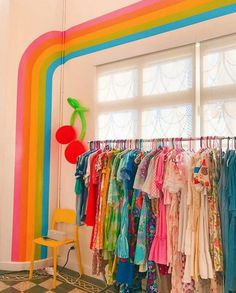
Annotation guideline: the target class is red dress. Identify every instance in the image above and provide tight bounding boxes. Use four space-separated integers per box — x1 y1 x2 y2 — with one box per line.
85 150 102 227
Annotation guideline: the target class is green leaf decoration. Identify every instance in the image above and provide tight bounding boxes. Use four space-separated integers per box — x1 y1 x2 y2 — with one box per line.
67 97 80 109
67 97 89 141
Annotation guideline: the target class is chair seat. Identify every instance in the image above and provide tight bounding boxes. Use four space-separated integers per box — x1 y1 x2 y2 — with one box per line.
34 237 74 248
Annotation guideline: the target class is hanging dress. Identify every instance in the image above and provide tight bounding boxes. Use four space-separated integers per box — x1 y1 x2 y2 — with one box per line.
227 152 236 292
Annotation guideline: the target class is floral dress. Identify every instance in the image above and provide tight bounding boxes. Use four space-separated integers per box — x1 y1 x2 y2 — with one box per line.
116 151 139 258
104 150 128 253
208 150 223 272
146 198 158 292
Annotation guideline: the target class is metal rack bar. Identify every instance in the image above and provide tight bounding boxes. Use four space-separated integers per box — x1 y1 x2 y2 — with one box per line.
88 136 236 150
88 136 235 144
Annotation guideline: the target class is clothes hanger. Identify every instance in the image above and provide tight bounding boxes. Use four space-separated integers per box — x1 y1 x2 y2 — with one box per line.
209 136 212 149
151 139 155 150
174 137 182 152
122 139 126 150
206 136 208 149
171 137 174 149
198 136 206 153
179 137 185 152
188 137 195 152
163 138 169 153
140 139 143 150
212 136 216 149
227 136 230 151
206 136 211 151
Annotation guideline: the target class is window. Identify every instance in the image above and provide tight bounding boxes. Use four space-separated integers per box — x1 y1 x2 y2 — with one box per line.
97 111 137 140
201 34 236 137
95 34 236 140
143 57 192 96
203 48 236 88
203 100 236 136
141 105 192 139
97 68 137 102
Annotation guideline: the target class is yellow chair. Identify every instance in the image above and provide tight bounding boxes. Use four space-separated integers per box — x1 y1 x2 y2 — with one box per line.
29 208 84 288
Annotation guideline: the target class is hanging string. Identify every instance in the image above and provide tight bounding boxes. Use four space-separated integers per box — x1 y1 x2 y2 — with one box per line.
57 0 67 209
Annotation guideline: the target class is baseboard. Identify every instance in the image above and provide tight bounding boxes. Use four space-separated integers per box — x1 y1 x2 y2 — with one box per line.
0 257 53 271
58 258 103 280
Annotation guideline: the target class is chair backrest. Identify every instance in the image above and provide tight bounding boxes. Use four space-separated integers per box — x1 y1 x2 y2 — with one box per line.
51 208 76 229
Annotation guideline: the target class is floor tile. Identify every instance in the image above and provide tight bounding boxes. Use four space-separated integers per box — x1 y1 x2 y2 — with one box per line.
0 269 117 293
38 278 62 290
24 285 48 293
12 281 36 291
55 287 73 292
0 281 10 290
1 288 21 293
0 280 19 286
68 289 86 293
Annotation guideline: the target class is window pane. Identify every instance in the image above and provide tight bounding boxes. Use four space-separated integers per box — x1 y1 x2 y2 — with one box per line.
203 48 236 87
97 111 137 139
141 105 192 139
97 69 137 102
203 99 236 136
143 57 192 96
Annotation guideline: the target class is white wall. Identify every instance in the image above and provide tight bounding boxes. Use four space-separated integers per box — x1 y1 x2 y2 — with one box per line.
0 0 236 278
0 0 63 265
0 0 11 263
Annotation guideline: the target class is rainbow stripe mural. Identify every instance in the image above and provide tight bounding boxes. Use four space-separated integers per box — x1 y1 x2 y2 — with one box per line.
12 0 236 261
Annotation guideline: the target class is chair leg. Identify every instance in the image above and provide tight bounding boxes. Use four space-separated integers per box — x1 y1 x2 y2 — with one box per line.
53 247 57 288
29 242 35 279
75 237 84 275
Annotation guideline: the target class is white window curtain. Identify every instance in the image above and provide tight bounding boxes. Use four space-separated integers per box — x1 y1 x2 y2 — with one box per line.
96 45 195 140
95 34 236 140
201 34 236 136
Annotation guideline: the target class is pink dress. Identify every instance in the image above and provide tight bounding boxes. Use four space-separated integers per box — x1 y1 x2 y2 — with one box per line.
149 150 168 265
149 195 167 265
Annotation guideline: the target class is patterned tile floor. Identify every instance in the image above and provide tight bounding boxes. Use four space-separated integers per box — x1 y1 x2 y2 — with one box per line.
0 268 116 292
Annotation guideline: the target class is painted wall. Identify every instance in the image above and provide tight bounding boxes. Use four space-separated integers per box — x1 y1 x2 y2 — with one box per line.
0 0 63 266
60 2 236 274
0 0 11 264
0 0 236 277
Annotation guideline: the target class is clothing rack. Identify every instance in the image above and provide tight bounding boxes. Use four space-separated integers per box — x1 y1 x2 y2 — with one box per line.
83 135 236 292
88 135 236 150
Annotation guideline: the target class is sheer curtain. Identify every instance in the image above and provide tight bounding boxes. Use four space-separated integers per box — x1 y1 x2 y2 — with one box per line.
96 46 195 140
201 34 236 137
95 35 236 140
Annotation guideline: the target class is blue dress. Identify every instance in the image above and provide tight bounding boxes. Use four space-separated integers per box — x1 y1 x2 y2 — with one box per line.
227 152 236 292
116 150 139 258
74 151 93 225
116 151 141 291
218 150 236 293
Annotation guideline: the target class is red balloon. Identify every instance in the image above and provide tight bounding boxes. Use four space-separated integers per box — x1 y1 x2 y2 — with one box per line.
56 125 76 144
65 140 87 164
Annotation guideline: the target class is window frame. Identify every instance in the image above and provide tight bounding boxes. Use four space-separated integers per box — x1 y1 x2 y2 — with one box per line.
95 34 236 140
